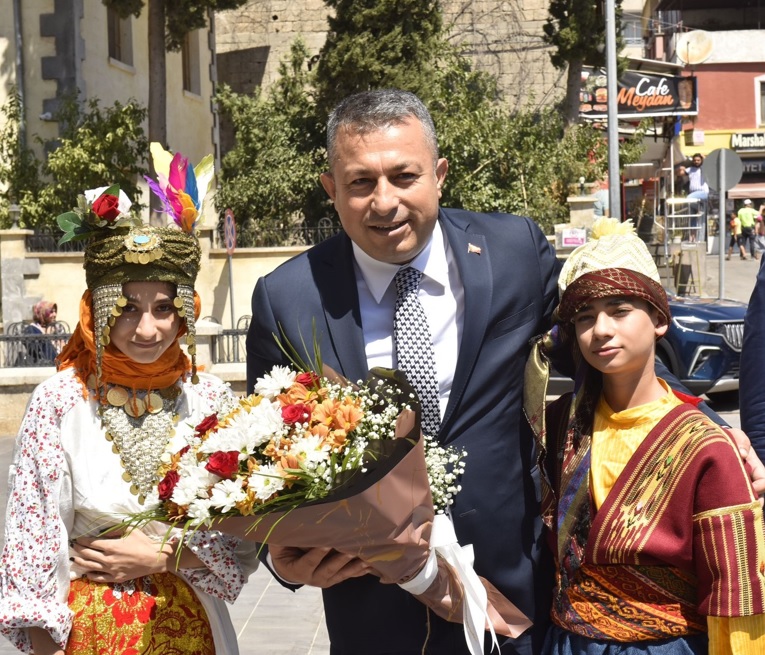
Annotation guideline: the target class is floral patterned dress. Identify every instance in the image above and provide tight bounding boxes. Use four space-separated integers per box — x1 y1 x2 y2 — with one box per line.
0 369 259 654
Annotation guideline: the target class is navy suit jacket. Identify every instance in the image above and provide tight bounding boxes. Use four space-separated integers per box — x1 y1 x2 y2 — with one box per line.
246 208 560 655
740 257 765 461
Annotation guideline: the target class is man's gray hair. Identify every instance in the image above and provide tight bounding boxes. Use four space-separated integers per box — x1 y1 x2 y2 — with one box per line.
326 89 439 165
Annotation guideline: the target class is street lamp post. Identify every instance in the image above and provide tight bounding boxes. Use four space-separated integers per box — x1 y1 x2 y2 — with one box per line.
605 0 621 219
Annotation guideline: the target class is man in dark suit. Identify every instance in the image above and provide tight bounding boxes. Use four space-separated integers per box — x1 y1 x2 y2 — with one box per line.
247 88 556 655
246 89 764 654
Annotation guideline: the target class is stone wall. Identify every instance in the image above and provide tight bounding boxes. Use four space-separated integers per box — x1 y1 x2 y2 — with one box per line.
215 0 564 111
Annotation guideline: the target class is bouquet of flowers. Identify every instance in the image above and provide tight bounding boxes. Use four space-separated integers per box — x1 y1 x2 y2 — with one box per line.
145 365 464 523
127 364 530 654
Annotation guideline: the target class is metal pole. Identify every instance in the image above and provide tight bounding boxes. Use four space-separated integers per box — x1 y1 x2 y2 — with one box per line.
605 0 621 219
718 150 726 300
227 253 238 359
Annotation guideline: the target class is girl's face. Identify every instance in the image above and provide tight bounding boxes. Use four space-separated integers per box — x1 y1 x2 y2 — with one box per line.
109 281 181 364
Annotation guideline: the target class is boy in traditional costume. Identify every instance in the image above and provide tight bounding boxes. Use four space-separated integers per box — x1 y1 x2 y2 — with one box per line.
525 217 765 655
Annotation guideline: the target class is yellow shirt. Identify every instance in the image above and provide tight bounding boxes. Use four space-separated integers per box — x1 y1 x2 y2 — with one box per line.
590 380 765 655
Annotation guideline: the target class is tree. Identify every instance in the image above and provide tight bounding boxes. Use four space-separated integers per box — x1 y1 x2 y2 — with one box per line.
543 0 624 126
0 90 42 226
18 97 148 230
314 0 444 119
215 40 328 244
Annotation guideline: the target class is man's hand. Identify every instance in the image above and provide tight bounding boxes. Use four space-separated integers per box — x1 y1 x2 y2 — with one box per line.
72 528 176 583
726 427 765 502
270 546 371 588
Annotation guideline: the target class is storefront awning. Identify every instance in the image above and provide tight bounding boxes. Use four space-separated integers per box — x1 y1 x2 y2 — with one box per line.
727 180 765 201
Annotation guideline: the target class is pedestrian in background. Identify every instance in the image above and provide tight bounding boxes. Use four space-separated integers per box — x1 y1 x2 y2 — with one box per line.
728 211 747 261
738 199 758 260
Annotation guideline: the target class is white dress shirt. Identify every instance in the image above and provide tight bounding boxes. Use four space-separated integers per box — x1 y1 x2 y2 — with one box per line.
351 221 465 420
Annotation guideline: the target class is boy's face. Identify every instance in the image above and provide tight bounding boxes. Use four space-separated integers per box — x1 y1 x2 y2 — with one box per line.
573 296 668 379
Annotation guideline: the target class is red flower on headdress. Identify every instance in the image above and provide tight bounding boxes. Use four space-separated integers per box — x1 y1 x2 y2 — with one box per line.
91 194 121 222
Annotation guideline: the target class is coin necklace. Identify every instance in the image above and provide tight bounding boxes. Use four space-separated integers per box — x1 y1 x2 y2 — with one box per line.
99 384 182 504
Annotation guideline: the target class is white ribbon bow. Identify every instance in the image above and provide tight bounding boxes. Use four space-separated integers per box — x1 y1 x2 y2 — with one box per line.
398 514 499 655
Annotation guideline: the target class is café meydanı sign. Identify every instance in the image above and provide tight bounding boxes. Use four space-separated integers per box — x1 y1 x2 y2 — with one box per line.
731 132 765 152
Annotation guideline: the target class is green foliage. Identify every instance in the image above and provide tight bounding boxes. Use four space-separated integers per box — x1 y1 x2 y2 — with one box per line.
0 90 43 227
315 0 443 118
104 0 248 50
215 41 328 244
543 0 623 70
19 97 148 230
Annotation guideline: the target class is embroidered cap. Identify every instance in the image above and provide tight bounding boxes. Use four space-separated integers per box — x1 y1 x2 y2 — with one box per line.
556 217 670 324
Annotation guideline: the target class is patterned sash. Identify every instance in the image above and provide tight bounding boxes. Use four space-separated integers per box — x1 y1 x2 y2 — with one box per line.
65 572 214 654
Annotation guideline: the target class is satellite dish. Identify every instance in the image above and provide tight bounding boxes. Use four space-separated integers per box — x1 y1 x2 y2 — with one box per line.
675 30 713 65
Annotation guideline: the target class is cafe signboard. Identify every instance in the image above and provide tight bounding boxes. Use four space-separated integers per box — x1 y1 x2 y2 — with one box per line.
580 69 697 119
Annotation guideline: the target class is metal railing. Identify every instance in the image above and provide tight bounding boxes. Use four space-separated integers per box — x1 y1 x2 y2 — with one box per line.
212 329 247 364
0 333 68 367
26 230 86 253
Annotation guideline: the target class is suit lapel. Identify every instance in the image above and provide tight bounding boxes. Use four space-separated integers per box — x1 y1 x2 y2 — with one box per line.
311 234 369 381
439 215 493 437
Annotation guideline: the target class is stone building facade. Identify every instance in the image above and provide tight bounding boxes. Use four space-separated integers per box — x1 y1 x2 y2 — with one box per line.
215 0 565 112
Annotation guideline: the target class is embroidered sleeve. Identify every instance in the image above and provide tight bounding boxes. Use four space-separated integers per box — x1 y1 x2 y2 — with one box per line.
0 383 74 653
693 436 765 617
180 530 259 603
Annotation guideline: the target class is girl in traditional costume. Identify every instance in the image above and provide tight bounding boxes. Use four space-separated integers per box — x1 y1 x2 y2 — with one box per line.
0 163 258 654
525 218 765 655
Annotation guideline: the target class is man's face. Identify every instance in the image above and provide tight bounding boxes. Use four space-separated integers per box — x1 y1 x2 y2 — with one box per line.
692 155 703 167
320 118 448 265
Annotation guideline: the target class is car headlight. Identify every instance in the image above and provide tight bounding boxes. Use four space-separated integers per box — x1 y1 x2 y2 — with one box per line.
673 315 711 332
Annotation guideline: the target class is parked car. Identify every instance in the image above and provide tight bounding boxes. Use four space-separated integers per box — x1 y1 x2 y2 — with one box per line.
659 293 745 397
548 293 746 398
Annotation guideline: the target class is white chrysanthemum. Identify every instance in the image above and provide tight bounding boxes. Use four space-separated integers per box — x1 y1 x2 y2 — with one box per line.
289 434 331 467
187 498 213 526
200 401 284 454
248 464 286 501
209 478 247 513
172 463 217 505
143 490 161 510
254 365 297 399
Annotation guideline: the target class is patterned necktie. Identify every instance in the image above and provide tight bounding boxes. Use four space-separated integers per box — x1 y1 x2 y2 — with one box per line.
394 266 441 437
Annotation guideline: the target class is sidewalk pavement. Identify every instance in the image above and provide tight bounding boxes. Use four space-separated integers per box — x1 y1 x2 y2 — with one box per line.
0 254 759 654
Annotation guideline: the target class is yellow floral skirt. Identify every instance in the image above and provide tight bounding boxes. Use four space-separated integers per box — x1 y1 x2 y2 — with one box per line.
65 573 215 654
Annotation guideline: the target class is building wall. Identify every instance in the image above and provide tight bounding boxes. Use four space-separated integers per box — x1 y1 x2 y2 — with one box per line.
215 0 564 111
0 2 216 179
687 64 763 134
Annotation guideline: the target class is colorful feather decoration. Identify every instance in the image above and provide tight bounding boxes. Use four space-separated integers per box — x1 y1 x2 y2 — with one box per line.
145 142 213 233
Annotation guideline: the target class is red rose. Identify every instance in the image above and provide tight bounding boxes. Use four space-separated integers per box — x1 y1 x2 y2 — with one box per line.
295 371 320 387
158 470 180 500
195 413 219 437
281 403 312 425
205 451 240 479
91 193 121 222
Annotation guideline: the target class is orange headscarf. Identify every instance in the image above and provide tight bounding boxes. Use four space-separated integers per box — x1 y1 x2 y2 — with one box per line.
58 289 202 396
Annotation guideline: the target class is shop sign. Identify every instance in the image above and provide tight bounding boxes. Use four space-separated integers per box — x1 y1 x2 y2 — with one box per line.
730 132 765 152
741 158 765 173
580 69 697 119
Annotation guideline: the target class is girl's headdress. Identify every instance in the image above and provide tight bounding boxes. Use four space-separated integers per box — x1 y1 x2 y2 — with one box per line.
556 217 670 324
56 144 213 398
